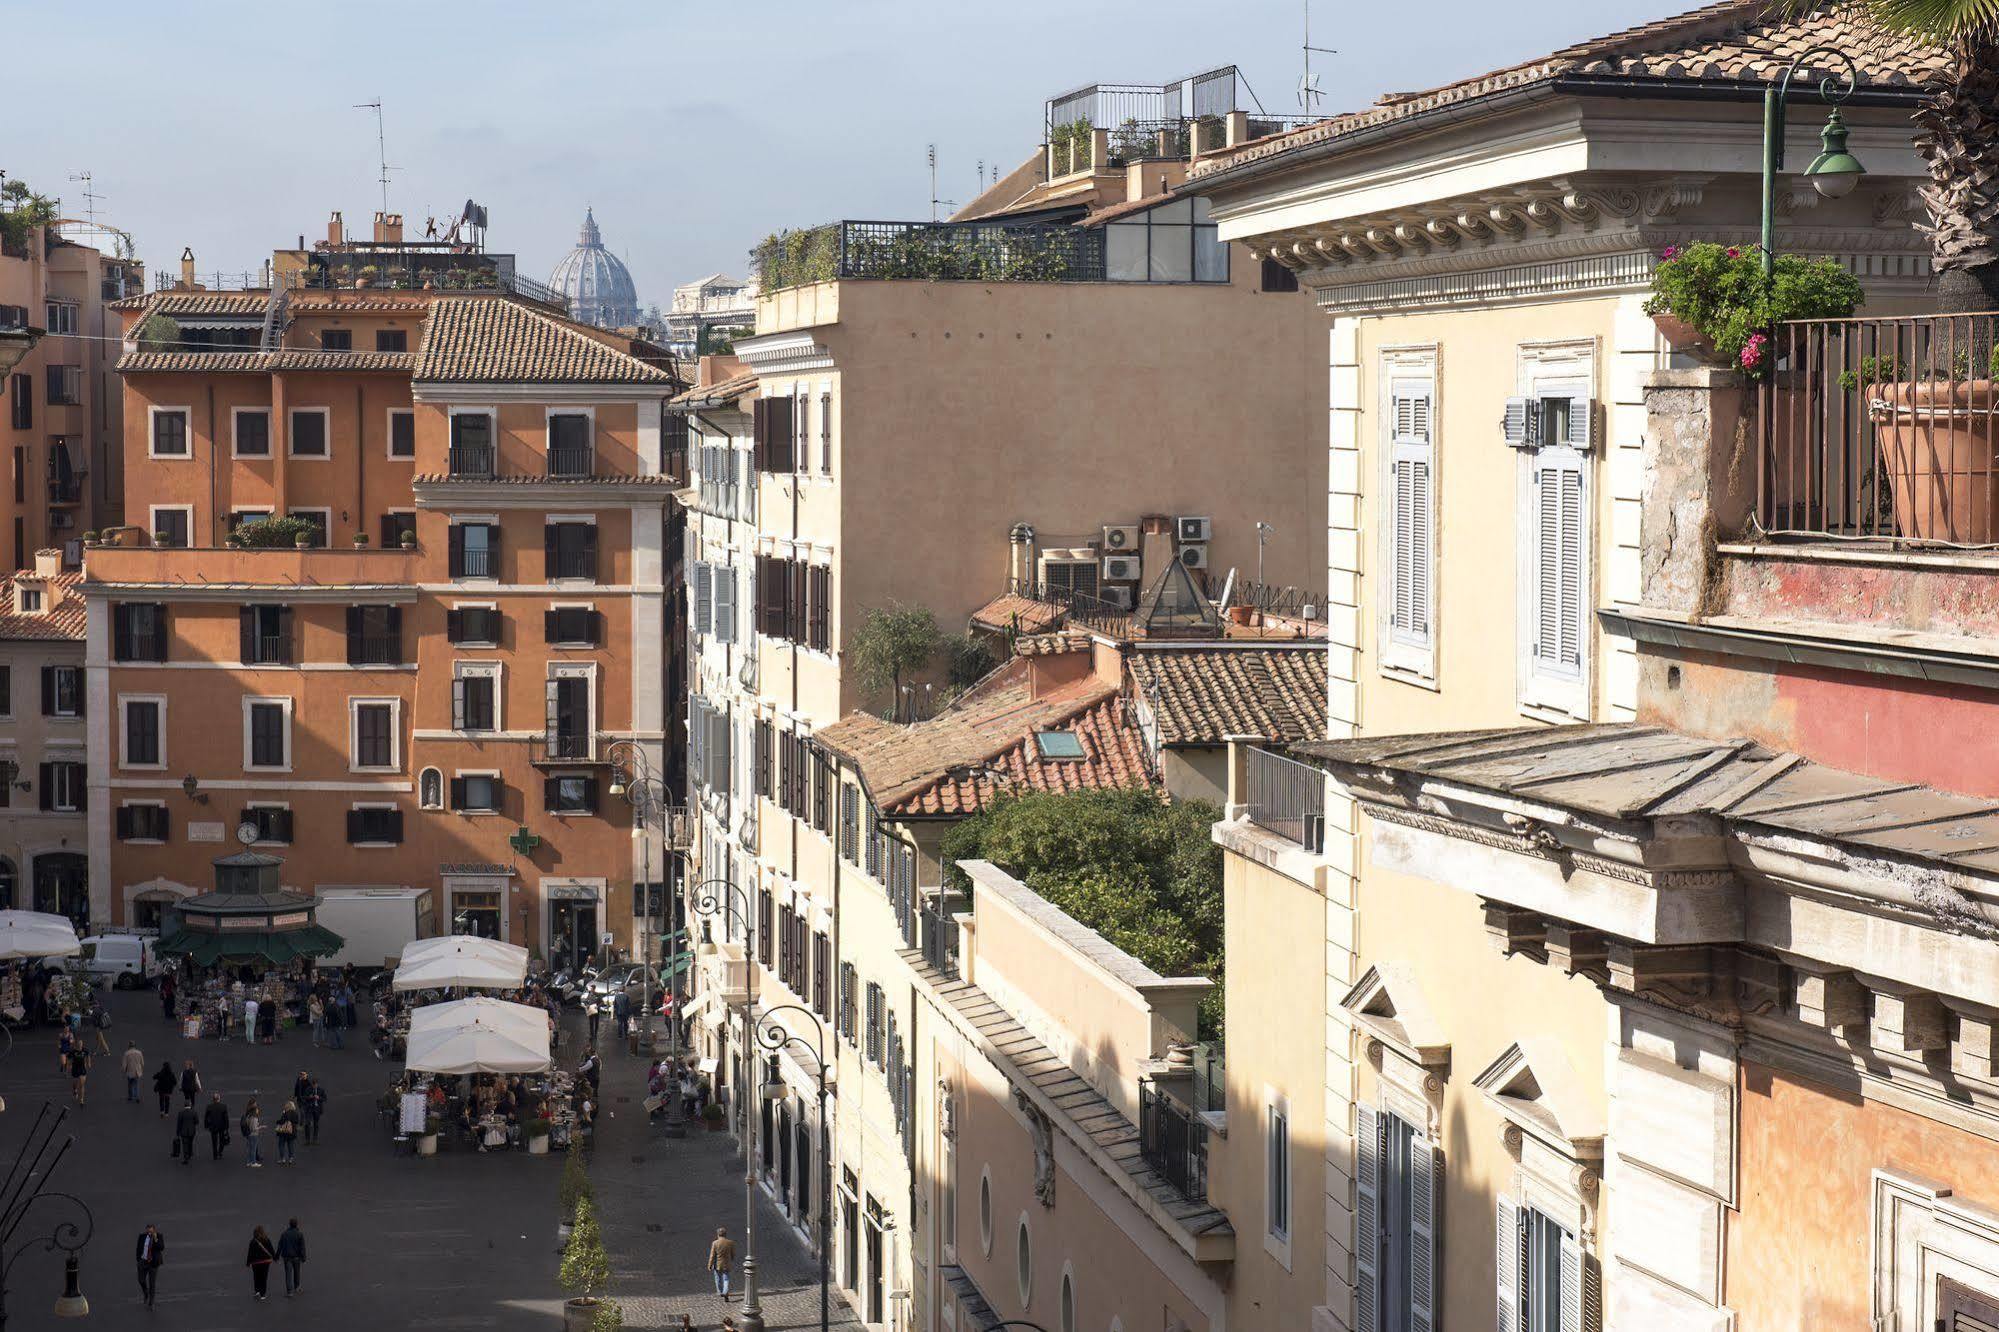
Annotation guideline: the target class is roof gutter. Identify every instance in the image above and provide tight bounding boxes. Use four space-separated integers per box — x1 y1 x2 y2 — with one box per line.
1600 607 1999 691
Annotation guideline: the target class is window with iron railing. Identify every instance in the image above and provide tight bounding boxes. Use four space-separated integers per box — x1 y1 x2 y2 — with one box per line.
1242 746 1325 852
1139 1080 1209 1202
239 605 292 665
547 413 592 477
449 413 495 477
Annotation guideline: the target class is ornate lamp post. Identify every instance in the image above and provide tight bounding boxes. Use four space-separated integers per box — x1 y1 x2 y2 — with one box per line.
605 739 686 1136
1760 48 1868 281
692 878 769 1332
756 1004 834 1332
0 1104 94 1327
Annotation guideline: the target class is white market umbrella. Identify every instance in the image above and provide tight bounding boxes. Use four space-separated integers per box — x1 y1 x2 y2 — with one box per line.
392 937 528 991
0 910 81 963
404 997 551 1075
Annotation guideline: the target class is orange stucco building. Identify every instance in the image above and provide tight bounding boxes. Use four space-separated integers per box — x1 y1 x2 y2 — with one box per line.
89 259 680 968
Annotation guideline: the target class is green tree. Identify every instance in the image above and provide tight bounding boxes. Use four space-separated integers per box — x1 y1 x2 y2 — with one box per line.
0 179 59 251
232 515 320 548
942 633 998 692
939 788 1226 1038
558 1138 593 1218
559 1198 611 1302
133 313 183 352
850 602 941 714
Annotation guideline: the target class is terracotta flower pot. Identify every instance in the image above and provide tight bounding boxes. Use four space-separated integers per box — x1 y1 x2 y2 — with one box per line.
1651 312 1731 367
1870 380 1999 544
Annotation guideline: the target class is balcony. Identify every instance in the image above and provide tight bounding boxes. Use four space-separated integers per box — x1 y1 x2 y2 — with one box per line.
1138 1079 1209 1202
919 901 959 978
530 730 603 767
47 475 85 506
346 636 400 667
1242 746 1325 852
546 443 594 479
448 443 495 479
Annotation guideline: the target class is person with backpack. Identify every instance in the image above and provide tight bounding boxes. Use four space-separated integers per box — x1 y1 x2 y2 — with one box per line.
89 999 112 1054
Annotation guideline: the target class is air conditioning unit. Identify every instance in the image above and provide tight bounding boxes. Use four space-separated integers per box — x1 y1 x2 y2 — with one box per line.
1179 544 1209 570
1102 524 1139 552
1177 516 1212 543
1102 555 1141 582
48 512 74 531
1101 585 1136 610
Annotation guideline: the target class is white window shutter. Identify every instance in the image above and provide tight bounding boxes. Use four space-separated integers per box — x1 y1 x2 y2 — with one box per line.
1559 1229 1597 1332
715 570 736 645
1355 1103 1380 1332
1388 380 1434 648
1503 396 1534 448
694 561 713 636
1532 456 1585 675
1567 395 1595 449
1496 1195 1521 1332
1409 1130 1437 1332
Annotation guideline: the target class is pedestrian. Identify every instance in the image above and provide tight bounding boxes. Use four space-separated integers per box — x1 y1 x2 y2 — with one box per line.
275 1100 299 1164
67 1040 91 1105
326 998 344 1051
153 1060 178 1117
258 1000 276 1045
243 994 259 1045
587 996 602 1046
276 1217 306 1296
245 1225 277 1300
241 1097 263 1167
119 1040 145 1103
707 1226 737 1300
613 988 632 1042
90 998 112 1054
158 970 176 1022
56 1022 73 1075
174 1101 198 1166
134 1224 165 1310
339 980 356 1031
308 994 324 1046
302 1077 326 1146
180 1059 201 1107
204 1091 230 1159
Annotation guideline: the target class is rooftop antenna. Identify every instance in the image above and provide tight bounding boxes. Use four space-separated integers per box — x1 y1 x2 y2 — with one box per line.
354 100 395 216
67 171 103 226
1301 0 1336 115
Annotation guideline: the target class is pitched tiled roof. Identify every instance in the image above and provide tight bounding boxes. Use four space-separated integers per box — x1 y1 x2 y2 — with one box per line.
0 570 86 642
116 350 415 374
115 291 270 318
669 370 758 408
1127 646 1328 746
1195 1 1946 182
1016 630 1093 658
410 472 676 486
287 296 432 314
413 297 676 385
970 592 1067 636
817 665 1158 818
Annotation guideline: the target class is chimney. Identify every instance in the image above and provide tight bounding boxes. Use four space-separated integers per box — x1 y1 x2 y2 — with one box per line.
374 212 403 244
1009 522 1037 591
1138 514 1174 585
179 247 196 290
34 548 61 579
327 212 344 247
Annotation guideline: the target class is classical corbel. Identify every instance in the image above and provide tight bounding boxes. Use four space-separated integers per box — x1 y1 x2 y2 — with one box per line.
1312 237 1352 265
1872 185 1924 228
1362 227 1403 256
1641 178 1707 220
1290 240 1324 269
1484 201 1529 236
1391 222 1432 252
1337 233 1376 261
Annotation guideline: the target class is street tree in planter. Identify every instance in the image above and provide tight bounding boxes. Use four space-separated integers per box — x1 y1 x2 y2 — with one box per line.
559 1198 612 1331
850 601 941 718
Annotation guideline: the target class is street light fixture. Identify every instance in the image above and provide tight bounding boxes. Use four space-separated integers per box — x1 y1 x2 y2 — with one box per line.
0 1104 94 1329
756 1003 835 1332
1760 47 1867 280
603 739 685 1134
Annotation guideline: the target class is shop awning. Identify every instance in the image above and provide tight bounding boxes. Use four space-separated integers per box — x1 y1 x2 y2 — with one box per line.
393 936 529 991
405 997 552 1075
0 910 81 962
156 924 344 967
677 989 717 1025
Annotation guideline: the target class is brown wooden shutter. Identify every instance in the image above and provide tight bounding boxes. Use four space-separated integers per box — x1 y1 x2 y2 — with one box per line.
240 607 256 663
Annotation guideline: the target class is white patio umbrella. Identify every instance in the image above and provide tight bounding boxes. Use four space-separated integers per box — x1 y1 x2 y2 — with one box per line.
404 997 551 1075
392 936 528 992
0 910 82 963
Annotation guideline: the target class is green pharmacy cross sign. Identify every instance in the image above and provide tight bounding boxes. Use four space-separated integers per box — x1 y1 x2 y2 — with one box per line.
507 826 542 858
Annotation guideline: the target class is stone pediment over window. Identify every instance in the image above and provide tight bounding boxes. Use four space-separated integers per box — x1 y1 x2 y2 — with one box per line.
1474 1037 1605 1159
1342 962 1450 1069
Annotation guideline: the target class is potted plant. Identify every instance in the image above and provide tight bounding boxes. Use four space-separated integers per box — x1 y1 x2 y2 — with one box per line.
293 533 313 549
525 1115 553 1155
352 532 369 547
559 1198 611 1332
80 529 97 546
1644 242 1862 374
356 264 379 289
418 1113 441 1157
701 1101 727 1132
1860 342 1999 543
399 532 417 550
557 1140 591 1239
589 1299 623 1331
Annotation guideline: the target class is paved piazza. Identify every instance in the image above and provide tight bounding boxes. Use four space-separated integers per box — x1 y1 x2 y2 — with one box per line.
0 988 857 1331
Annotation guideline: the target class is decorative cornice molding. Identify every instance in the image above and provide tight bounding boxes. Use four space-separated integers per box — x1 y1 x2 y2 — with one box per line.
733 330 835 375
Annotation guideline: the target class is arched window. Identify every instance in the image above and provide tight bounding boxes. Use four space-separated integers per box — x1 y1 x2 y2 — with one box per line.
979 1171 993 1257
419 767 443 810
1016 1216 1033 1305
0 857 14 909
1061 1270 1076 1332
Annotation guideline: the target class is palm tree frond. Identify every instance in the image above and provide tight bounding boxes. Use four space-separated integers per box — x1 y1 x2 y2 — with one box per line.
1843 0 1999 41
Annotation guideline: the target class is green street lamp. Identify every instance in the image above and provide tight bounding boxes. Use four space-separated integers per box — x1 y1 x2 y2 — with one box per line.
1761 47 1867 280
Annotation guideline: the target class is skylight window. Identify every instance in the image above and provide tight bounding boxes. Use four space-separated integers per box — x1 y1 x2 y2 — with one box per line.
1034 731 1086 761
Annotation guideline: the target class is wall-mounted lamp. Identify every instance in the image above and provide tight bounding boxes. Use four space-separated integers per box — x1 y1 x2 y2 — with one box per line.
0 759 29 793
180 774 209 805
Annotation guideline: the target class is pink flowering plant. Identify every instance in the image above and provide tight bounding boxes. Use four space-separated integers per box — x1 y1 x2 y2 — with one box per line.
1644 241 1863 378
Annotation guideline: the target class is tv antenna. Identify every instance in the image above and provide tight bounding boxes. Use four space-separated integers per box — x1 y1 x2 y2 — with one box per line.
927 144 957 221
1301 0 1337 114
354 100 395 215
67 172 104 226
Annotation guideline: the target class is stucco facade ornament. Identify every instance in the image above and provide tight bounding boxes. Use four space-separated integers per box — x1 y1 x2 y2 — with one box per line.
938 1080 957 1141
1013 1087 1056 1207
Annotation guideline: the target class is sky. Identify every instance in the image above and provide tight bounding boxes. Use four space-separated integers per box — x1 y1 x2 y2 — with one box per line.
5 0 1675 306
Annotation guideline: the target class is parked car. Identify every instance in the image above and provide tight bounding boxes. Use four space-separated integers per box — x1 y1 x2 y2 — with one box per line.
582 963 658 1011
47 935 159 989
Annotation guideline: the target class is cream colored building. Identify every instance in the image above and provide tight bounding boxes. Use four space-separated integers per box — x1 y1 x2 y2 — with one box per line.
1190 4 1939 1331
0 550 89 921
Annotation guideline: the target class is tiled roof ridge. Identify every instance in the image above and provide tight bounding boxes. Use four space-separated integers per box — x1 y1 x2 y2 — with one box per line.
892 683 1117 809
413 294 676 385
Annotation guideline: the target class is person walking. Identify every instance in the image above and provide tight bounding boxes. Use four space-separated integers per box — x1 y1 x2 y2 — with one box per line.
587 995 602 1046
179 1058 201 1107
245 1225 277 1300
121 1040 146 1103
307 994 325 1047
258 1000 276 1045
275 1101 299 1165
242 994 259 1045
134 1224 165 1310
276 1217 306 1296
89 998 112 1055
203 1092 230 1160
326 997 344 1051
613 988 632 1044
174 1101 198 1166
301 1077 326 1147
338 979 356 1032
241 1097 264 1167
67 1040 91 1105
158 970 176 1021
707 1226 738 1301
56 1023 73 1076
153 1060 178 1117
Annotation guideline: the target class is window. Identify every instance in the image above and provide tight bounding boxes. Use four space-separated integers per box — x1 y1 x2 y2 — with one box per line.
1016 1219 1033 1304
387 409 415 459
44 364 82 406
545 774 596 814
1267 1098 1291 1243
113 603 168 662
117 803 169 842
352 700 397 770
233 409 271 458
979 1172 993 1256
1508 365 1596 719
838 962 858 1042
1261 257 1301 292
449 522 500 579
751 396 795 473
419 768 443 810
452 773 501 814
812 932 830 1017
452 668 499 732
1033 731 1086 760
228 508 272 535
755 556 830 647
242 805 292 844
41 665 81 718
548 413 592 477
545 521 597 582
40 761 85 813
1499 1200 1591 1332
245 700 290 770
1060 1272 1076 1332
1104 196 1227 283
16 587 39 613
448 606 501 646
150 408 189 458
1356 1104 1437 1332
288 509 329 546
122 698 163 768
376 328 408 353
0 664 10 716
319 329 352 351
865 981 885 1068
289 408 329 458
238 605 291 665
44 301 76 335
819 391 833 473
347 806 403 845
544 606 599 646
150 508 190 548
380 511 417 548
8 375 27 430
450 412 494 476
1381 365 1437 681
345 605 402 665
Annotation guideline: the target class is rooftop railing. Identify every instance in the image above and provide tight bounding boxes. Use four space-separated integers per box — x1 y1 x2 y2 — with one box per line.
1759 313 1999 548
755 220 1106 292
1139 1079 1209 1202
1242 745 1325 853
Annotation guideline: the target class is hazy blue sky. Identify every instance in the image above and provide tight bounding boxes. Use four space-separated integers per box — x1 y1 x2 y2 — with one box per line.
6 0 1673 304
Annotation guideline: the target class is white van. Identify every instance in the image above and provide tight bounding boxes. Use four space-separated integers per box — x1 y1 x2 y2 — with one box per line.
52 936 159 988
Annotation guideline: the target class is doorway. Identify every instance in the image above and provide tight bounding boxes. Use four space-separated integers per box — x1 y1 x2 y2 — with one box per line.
452 890 502 939
549 897 597 972
33 853 88 930
863 1199 885 1324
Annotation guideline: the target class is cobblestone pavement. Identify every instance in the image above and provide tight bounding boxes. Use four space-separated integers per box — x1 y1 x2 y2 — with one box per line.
0 988 856 1331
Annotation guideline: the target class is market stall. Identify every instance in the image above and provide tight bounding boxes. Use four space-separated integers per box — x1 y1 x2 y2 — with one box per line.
0 910 83 1023
393 997 575 1155
153 849 344 1038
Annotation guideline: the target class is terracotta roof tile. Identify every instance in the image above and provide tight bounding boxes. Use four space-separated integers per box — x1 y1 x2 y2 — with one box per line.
970 593 1067 636
1194 1 1946 182
413 297 676 386
116 291 270 319
0 570 86 642
1016 630 1093 657
116 350 415 374
410 472 675 486
669 371 758 408
1126 646 1328 746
